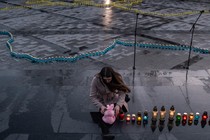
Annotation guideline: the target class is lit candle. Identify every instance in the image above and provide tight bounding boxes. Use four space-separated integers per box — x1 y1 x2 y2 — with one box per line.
202 111 208 121
194 112 200 120
143 111 148 126
126 114 131 122
137 116 141 121
137 112 141 125
143 111 148 122
175 113 182 126
119 111 125 121
169 105 175 120
132 114 136 122
160 106 166 120
152 106 158 121
189 113 194 121
176 113 181 121
182 113 188 121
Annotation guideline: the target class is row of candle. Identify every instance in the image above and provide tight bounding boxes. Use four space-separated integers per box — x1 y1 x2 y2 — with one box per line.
119 106 210 125
0 31 209 63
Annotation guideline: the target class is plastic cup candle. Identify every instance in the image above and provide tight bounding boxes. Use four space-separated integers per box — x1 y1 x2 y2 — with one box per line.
202 111 208 121
176 113 181 121
143 111 148 121
137 112 142 125
132 114 136 122
137 116 141 121
160 106 166 120
176 113 181 126
182 113 188 121
169 105 175 120
143 111 148 126
181 113 187 126
188 113 194 125
152 106 158 121
126 114 131 122
119 111 125 121
195 112 200 120
189 113 194 121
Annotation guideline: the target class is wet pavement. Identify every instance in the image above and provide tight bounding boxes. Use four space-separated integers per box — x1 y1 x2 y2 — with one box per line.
0 69 210 140
0 0 210 140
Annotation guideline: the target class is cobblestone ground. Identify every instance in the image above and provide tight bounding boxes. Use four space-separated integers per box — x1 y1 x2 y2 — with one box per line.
0 0 210 140
0 0 210 70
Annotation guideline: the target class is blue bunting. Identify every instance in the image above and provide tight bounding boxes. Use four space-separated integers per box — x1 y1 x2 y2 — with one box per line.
0 31 209 63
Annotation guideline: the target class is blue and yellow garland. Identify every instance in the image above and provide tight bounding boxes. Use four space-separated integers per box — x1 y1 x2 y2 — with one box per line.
0 31 209 63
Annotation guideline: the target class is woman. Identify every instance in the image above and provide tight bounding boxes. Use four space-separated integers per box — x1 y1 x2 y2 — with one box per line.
90 67 131 117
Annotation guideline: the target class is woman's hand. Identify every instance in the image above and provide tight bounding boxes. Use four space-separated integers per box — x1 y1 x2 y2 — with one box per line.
100 106 106 114
114 105 120 117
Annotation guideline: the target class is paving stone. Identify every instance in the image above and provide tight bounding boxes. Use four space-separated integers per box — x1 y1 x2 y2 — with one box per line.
1 0 210 139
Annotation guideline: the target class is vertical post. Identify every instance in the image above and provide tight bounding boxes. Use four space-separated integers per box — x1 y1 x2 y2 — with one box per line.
132 68 135 102
133 13 139 70
186 24 195 70
186 10 204 70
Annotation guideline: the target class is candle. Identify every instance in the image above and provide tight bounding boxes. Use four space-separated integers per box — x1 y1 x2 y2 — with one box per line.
160 106 166 120
132 114 136 122
169 105 175 120
182 113 188 121
119 112 125 121
126 114 131 122
189 113 194 121
152 106 158 121
137 112 142 125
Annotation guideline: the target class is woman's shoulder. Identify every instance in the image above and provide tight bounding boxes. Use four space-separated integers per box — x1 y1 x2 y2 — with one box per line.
92 74 100 82
91 75 104 88
93 74 100 79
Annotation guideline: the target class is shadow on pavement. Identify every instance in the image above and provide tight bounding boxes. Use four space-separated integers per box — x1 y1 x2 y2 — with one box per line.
0 112 53 140
90 112 115 140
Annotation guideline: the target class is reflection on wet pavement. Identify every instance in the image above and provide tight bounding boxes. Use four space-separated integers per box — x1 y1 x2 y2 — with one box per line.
0 69 210 140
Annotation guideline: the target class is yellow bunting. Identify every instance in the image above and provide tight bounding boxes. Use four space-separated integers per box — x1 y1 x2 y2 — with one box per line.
0 0 209 17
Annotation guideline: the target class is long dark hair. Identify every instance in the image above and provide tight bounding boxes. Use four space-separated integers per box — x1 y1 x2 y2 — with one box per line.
98 67 131 93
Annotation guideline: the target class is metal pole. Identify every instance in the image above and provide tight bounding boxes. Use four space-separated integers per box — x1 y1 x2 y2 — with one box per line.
133 13 139 70
186 10 204 69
